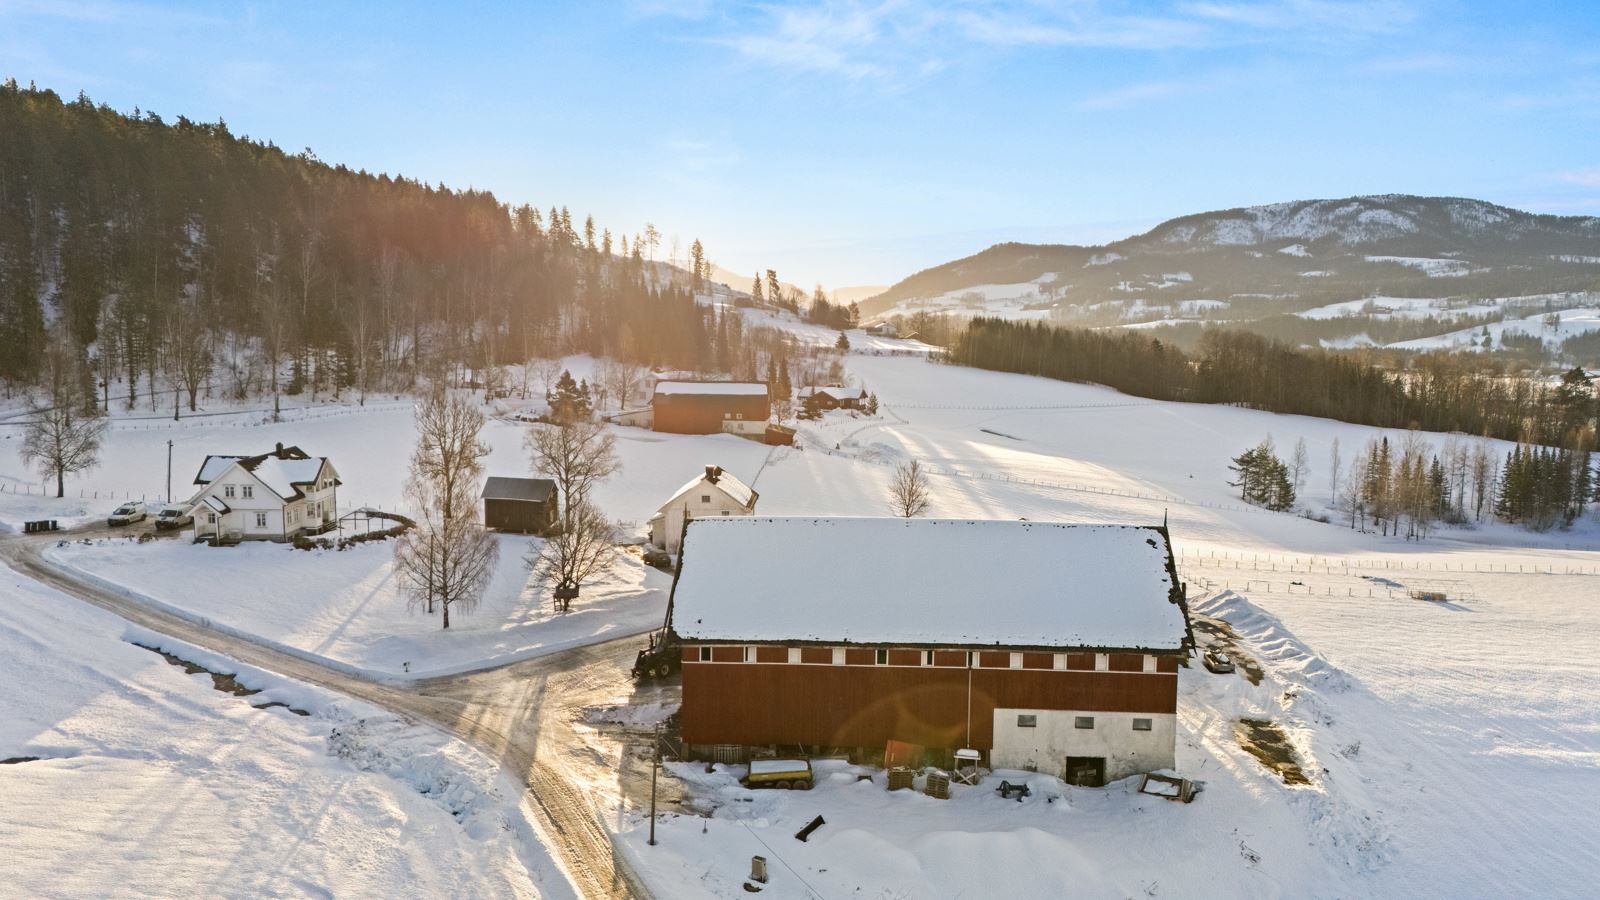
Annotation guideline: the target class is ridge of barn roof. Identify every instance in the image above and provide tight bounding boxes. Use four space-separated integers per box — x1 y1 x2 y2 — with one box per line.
654 381 769 397
670 517 1189 651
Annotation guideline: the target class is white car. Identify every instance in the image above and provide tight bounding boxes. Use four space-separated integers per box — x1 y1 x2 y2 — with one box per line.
154 504 193 530
108 502 147 526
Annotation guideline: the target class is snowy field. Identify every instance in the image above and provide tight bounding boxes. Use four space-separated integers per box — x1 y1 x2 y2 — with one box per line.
0 573 567 898
46 534 670 678
2 335 1596 898
1389 305 1600 352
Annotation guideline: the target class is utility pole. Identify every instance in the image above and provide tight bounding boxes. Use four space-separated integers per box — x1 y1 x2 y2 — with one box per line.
166 440 173 502
648 722 660 846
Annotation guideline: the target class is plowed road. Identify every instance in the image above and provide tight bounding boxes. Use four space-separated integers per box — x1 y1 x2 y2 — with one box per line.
1 531 658 900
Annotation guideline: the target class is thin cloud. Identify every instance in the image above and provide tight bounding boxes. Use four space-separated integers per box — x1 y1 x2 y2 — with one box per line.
1362 51 1467 73
1180 0 1418 34
1076 79 1193 110
1557 168 1600 188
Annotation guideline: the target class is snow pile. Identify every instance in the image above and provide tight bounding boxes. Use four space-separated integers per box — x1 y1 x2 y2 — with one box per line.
0 575 556 898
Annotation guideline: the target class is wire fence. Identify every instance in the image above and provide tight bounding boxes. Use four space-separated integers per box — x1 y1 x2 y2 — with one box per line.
1176 548 1599 577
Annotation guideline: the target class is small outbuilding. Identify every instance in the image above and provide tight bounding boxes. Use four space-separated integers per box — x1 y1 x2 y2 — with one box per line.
482 476 558 534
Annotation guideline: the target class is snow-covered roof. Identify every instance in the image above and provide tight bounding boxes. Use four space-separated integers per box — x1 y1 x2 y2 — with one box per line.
195 456 245 483
671 518 1187 651
663 466 757 510
247 456 326 501
654 381 768 397
805 386 864 401
193 445 333 502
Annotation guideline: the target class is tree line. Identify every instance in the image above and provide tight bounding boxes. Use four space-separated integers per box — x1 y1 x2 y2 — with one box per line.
0 82 796 417
947 318 1598 450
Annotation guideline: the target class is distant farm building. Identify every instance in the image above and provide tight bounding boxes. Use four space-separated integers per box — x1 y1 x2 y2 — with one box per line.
800 385 865 414
482 476 558 534
651 381 769 436
667 517 1192 785
863 321 898 337
189 443 340 543
649 465 759 554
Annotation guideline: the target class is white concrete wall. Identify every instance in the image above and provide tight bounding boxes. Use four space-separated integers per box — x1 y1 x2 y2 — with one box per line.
990 708 1176 783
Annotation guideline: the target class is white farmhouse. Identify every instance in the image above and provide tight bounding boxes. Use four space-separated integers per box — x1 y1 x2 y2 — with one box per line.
189 443 341 543
648 465 758 554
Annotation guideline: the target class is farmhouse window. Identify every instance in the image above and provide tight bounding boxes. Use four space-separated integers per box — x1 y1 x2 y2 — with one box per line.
242 485 254 499
254 512 267 528
1016 715 1037 728
224 485 235 498
701 495 711 503
1133 718 1153 732
207 513 216 524
1074 716 1095 730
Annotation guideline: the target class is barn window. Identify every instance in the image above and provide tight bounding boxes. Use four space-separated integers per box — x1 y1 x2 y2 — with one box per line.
1016 715 1037 728
925 650 934 666
699 646 712 662
1074 716 1095 730
875 649 888 665
242 485 254 499
1133 718 1153 732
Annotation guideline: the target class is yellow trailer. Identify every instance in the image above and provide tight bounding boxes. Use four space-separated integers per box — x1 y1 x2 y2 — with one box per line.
743 759 814 791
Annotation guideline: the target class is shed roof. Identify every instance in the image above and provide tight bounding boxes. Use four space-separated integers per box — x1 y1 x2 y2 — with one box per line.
670 517 1187 651
483 476 556 502
654 381 768 397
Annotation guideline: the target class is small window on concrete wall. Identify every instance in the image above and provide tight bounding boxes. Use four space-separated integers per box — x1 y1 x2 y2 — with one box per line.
1133 718 1153 731
1074 716 1095 730
1016 715 1037 728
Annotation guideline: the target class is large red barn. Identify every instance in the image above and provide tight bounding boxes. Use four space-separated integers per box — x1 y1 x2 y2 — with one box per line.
666 517 1193 785
651 381 769 435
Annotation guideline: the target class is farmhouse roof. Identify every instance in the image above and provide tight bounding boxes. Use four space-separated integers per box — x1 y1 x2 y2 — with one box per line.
663 465 757 510
802 386 865 402
193 444 335 502
654 381 768 397
670 517 1188 651
483 476 556 503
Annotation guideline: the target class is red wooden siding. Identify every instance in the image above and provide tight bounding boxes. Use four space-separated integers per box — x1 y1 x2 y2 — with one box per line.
1109 653 1146 672
653 392 770 434
933 650 968 667
1067 652 1095 670
800 647 833 665
978 651 1010 668
845 648 875 666
680 662 1177 750
755 646 788 664
1157 656 1180 673
711 646 744 663
887 649 922 666
1022 652 1054 670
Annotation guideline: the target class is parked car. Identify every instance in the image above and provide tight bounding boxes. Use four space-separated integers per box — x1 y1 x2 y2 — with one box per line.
107 502 147 526
742 759 813 791
1203 649 1236 674
154 504 193 530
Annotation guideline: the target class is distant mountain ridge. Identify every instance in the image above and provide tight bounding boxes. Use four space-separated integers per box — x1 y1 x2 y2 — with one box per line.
863 195 1600 320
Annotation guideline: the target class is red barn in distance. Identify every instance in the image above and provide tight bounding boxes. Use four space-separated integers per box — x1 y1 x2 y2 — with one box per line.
651 381 770 436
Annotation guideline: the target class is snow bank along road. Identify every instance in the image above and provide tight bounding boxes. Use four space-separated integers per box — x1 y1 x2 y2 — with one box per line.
0 529 654 900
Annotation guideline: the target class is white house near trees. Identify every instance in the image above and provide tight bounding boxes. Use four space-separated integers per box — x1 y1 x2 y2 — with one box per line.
189 443 341 543
649 465 758 553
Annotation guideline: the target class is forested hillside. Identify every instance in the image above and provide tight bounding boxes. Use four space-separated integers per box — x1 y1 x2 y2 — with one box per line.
0 81 766 409
947 318 1597 451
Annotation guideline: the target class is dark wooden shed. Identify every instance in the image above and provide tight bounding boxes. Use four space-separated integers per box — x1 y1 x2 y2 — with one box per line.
482 476 557 534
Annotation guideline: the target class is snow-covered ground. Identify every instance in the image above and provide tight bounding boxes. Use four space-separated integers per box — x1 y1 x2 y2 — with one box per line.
1296 295 1504 321
878 278 1058 321
1363 255 1475 277
1389 305 1600 352
0 572 567 897
46 534 669 679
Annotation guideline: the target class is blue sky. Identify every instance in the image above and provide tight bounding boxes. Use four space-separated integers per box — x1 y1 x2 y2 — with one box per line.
4 1 1599 288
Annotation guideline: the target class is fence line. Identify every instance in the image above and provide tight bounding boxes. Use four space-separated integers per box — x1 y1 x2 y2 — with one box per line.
1176 548 1598 577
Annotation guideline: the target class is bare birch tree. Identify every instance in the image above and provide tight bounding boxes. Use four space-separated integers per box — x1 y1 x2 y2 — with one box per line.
525 417 620 531
409 386 491 521
394 510 499 629
529 499 615 612
888 458 931 518
22 341 106 498
599 361 648 411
